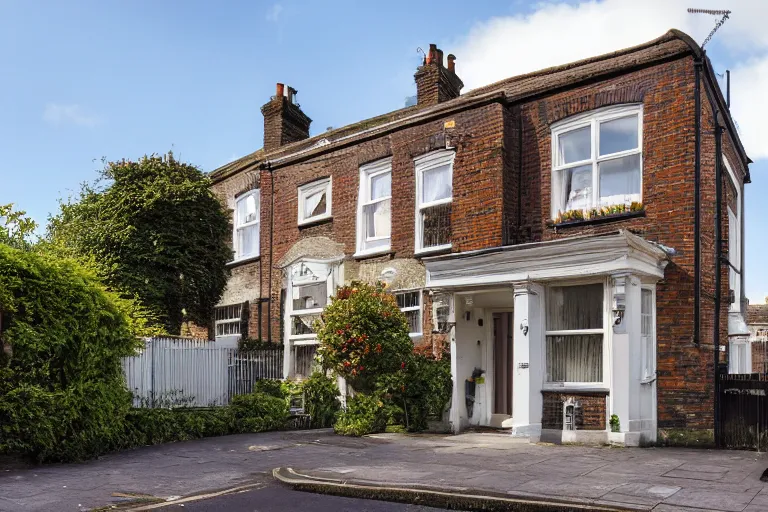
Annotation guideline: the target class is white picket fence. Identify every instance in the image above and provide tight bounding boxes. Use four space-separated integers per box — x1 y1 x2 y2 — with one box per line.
121 337 285 408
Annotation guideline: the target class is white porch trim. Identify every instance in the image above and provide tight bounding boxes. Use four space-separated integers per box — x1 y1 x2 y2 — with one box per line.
425 230 668 289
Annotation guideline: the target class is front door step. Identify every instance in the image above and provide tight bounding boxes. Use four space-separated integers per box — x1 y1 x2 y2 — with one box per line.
489 414 513 429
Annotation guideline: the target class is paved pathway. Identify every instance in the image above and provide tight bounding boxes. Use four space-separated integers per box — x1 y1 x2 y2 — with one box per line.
1 430 767 511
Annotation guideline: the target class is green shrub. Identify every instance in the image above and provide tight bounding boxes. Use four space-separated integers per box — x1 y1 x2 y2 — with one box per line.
301 372 341 428
316 281 412 393
403 352 452 431
124 408 235 447
231 391 289 432
334 393 388 437
0 245 139 462
252 379 286 399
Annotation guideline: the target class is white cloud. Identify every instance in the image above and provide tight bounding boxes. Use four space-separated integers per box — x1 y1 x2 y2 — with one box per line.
451 0 768 159
43 103 102 128
266 3 283 23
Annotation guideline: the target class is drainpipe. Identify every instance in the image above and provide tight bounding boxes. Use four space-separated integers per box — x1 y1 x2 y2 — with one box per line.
714 112 723 447
693 58 702 345
267 162 274 344
517 109 523 243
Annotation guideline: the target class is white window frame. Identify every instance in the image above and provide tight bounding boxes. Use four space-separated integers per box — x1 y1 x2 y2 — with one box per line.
729 340 751 374
543 279 609 389
356 158 392 257
724 156 742 313
640 286 656 383
233 189 260 261
550 104 643 219
297 178 332 226
395 289 422 338
284 258 341 345
215 303 243 338
415 150 454 254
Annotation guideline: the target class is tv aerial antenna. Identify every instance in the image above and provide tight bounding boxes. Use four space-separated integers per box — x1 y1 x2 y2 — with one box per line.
687 8 731 48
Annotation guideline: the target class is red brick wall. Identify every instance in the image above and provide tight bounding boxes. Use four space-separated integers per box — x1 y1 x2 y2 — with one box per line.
542 392 607 430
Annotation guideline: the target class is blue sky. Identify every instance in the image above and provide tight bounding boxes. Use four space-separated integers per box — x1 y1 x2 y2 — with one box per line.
1 0 766 302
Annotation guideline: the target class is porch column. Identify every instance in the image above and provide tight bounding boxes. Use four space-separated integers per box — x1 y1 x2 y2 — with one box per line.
447 294 461 433
511 282 544 439
283 339 293 379
610 274 641 435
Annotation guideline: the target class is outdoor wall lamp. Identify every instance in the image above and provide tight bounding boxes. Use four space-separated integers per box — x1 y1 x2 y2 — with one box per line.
612 276 627 333
520 319 529 336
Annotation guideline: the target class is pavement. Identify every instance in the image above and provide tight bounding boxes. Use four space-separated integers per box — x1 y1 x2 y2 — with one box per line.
1 429 768 511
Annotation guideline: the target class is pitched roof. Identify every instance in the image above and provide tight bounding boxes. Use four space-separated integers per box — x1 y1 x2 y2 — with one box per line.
210 29 747 183
747 304 768 325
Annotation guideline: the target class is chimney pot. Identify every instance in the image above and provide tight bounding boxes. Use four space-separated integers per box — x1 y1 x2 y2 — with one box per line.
436 49 444 67
276 83 285 98
447 54 456 73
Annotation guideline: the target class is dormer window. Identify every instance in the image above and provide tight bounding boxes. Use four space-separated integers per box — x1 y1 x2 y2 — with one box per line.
551 105 643 219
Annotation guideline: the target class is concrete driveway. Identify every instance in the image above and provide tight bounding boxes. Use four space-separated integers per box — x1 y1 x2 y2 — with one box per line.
1 430 767 511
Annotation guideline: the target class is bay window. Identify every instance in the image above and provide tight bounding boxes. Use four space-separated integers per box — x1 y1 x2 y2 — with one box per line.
298 178 332 225
234 190 260 260
357 159 392 255
415 151 454 253
551 105 643 219
545 283 605 385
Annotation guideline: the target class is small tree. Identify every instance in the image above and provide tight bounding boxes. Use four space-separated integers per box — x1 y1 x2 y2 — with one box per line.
316 282 412 393
0 203 37 251
48 153 231 334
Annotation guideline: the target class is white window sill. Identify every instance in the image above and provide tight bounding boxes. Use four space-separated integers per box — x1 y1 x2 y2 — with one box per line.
415 244 452 256
542 385 609 393
353 247 392 259
298 214 332 227
290 308 324 316
290 337 319 346
227 255 260 267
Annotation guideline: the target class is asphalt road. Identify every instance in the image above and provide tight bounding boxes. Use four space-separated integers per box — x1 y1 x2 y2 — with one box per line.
164 482 451 512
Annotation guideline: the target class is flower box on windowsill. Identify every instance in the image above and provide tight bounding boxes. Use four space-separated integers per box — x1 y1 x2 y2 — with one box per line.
551 203 645 229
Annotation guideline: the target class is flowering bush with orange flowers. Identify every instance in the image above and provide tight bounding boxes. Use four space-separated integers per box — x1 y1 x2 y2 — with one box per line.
315 281 413 393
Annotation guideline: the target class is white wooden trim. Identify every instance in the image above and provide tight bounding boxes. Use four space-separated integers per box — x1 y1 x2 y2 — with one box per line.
426 230 668 289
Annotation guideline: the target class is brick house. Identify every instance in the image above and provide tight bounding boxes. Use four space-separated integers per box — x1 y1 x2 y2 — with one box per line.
747 302 768 374
207 30 751 445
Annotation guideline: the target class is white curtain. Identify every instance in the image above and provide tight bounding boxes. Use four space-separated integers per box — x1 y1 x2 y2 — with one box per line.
422 164 452 203
598 154 641 206
560 165 592 212
304 189 326 218
371 172 391 200
547 284 603 330
237 224 259 257
546 334 603 382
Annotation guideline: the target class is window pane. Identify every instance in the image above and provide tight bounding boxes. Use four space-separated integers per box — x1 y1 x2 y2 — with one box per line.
598 154 641 206
396 291 420 309
236 193 259 227
599 115 638 156
293 282 327 310
547 284 603 331
422 164 452 203
370 172 391 200
546 334 603 382
641 289 652 337
291 314 319 336
404 309 421 335
558 125 591 165
421 202 451 248
237 224 259 258
304 188 327 219
554 164 593 213
364 199 391 240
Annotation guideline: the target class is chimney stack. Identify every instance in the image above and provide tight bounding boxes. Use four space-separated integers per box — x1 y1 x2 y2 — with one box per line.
414 44 463 107
261 83 312 152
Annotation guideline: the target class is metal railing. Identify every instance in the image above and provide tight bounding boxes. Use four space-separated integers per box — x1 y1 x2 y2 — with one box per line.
122 337 285 408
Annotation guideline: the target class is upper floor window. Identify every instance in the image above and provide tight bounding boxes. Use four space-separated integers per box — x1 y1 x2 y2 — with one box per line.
545 283 605 385
234 190 260 260
725 157 741 312
357 159 392 255
415 151 454 253
551 105 643 219
298 178 332 225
